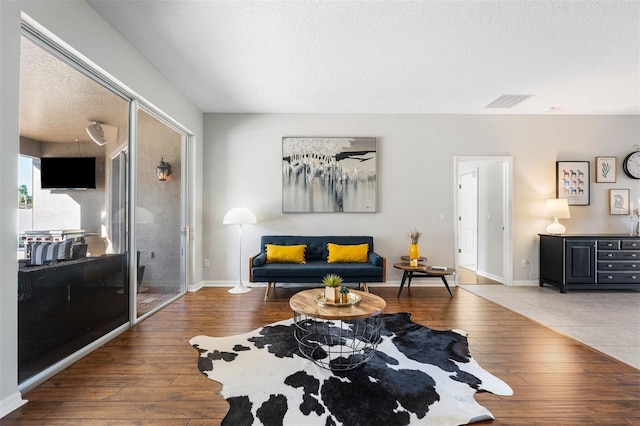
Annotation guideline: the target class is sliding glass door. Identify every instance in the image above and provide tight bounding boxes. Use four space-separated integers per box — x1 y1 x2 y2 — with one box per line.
134 107 187 318
18 33 131 384
18 22 190 386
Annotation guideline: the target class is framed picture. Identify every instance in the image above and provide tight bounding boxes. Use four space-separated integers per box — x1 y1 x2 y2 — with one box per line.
595 157 616 183
609 189 630 215
556 161 590 206
282 137 377 213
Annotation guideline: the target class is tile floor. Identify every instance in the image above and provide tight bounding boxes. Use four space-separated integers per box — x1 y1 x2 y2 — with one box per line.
460 284 640 370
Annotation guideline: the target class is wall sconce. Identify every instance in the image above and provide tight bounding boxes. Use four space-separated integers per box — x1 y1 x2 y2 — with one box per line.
156 157 171 181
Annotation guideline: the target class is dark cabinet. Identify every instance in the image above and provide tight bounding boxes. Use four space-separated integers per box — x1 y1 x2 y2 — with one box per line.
539 234 640 293
564 239 596 283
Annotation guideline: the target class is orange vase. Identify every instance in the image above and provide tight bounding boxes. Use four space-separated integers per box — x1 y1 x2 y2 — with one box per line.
409 243 420 260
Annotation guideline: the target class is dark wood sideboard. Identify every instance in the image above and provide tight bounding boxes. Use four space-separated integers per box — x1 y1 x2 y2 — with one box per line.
539 234 640 293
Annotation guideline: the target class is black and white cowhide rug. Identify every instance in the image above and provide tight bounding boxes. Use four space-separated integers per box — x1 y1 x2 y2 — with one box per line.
190 312 512 426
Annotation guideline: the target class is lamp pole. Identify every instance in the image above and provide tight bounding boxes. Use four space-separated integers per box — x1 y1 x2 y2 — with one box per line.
224 207 255 294
228 223 250 294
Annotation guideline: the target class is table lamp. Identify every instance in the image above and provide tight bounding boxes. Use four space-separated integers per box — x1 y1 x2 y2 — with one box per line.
223 207 257 294
544 199 570 235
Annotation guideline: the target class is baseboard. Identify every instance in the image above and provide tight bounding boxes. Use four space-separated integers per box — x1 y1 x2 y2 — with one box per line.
0 391 27 419
475 269 503 283
191 280 456 291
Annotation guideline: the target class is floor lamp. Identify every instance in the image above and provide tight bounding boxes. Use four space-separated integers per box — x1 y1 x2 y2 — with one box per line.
223 207 257 294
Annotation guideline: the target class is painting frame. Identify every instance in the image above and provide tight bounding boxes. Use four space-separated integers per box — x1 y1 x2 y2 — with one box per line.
556 161 590 206
282 137 377 213
609 189 630 215
595 156 617 183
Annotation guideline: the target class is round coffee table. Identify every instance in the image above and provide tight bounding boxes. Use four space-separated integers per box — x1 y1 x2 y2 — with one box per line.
289 289 386 371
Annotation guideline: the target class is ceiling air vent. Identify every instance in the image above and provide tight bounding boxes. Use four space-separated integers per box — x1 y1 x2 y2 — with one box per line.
484 94 533 109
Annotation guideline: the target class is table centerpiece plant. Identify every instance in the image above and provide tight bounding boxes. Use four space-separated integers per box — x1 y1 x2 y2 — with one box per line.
339 286 350 304
322 274 343 302
408 228 422 262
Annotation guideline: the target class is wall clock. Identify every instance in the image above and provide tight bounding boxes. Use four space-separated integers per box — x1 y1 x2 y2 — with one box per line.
622 150 640 179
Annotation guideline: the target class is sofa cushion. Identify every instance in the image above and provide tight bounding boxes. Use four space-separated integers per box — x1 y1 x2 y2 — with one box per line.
258 236 375 262
327 243 369 263
266 244 306 264
30 240 73 265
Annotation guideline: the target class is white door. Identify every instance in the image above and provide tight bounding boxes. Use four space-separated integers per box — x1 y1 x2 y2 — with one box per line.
458 170 478 268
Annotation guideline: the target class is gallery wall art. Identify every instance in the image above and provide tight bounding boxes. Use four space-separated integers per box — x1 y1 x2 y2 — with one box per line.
556 161 590 206
609 189 630 215
282 137 377 213
595 156 616 183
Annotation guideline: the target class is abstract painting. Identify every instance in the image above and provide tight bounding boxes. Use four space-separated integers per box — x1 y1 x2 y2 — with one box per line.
282 137 377 213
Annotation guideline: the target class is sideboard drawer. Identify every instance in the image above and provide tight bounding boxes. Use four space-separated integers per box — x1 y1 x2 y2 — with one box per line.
598 272 640 284
598 251 640 260
598 240 620 250
621 240 640 250
598 262 640 271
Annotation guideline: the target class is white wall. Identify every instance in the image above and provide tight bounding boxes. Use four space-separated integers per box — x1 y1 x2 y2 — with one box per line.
1 0 203 415
203 113 639 285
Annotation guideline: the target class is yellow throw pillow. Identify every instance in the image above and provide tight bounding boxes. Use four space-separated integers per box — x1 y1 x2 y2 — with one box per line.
327 243 369 263
265 244 306 264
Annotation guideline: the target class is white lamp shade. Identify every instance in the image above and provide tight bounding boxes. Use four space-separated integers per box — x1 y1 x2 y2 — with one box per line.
544 199 571 219
86 122 107 146
223 207 257 225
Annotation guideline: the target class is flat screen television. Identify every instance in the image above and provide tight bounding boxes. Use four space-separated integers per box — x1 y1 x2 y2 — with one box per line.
40 157 96 189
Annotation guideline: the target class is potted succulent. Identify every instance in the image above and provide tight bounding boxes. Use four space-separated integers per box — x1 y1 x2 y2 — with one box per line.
322 274 343 302
339 286 350 304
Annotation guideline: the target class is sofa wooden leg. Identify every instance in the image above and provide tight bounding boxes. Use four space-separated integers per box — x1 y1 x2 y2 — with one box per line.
264 282 274 301
360 282 369 292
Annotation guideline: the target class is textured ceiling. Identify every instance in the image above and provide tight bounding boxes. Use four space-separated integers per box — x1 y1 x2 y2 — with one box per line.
20 37 129 144
85 0 639 115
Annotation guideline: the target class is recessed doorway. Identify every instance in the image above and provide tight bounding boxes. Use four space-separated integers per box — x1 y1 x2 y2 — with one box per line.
454 156 513 286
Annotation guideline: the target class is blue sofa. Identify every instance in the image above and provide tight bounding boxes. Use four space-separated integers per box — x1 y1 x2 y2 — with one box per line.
249 235 386 300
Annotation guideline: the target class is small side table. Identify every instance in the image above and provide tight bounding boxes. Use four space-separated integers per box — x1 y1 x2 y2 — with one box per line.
393 262 456 298
289 289 386 371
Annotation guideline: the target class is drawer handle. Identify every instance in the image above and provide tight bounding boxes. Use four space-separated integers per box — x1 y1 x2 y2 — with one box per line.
608 264 613 268
632 254 637 257
608 275 613 279
633 276 637 279
607 243 613 247
608 254 613 257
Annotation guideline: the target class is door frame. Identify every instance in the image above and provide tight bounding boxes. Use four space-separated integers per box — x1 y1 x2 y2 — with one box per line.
453 156 513 286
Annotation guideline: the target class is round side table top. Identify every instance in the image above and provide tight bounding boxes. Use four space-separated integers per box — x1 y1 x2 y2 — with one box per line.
393 262 456 276
400 255 427 262
289 289 386 321
393 262 428 271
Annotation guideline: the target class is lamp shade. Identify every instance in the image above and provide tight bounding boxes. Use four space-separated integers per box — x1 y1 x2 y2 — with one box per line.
223 207 257 225
544 199 571 219
86 121 107 146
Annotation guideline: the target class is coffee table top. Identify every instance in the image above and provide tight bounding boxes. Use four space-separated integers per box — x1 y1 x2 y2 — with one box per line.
289 289 386 321
393 262 456 276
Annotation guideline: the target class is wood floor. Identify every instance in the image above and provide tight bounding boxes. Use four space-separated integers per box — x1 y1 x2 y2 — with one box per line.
4 286 639 425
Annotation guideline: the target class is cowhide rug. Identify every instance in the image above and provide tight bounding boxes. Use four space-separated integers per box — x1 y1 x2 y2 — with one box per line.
190 312 512 426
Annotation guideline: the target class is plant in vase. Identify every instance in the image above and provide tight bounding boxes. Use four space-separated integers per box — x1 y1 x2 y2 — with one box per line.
322 274 343 302
408 228 422 265
339 286 350 304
